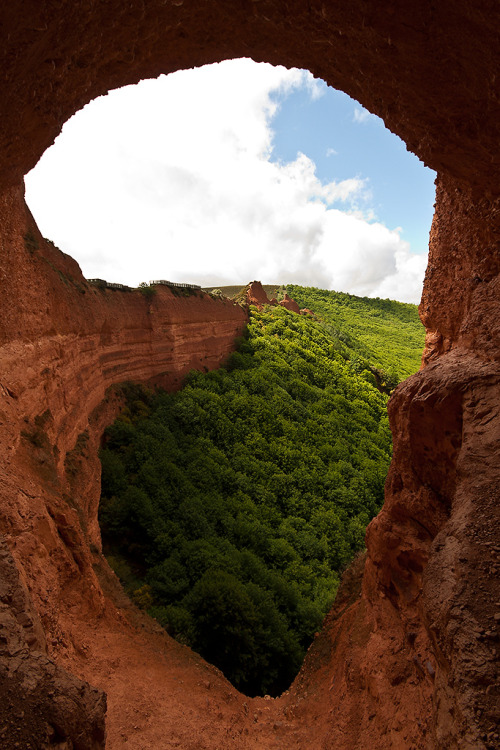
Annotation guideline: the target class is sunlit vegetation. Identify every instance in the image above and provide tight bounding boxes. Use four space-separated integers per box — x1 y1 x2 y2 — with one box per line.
287 284 424 387
99 294 424 697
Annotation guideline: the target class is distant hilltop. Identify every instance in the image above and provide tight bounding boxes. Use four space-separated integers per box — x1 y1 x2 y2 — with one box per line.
203 282 283 300
204 281 308 315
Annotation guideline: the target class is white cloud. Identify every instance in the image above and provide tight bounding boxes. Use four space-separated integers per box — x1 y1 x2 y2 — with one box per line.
326 147 338 157
353 106 377 124
25 59 426 303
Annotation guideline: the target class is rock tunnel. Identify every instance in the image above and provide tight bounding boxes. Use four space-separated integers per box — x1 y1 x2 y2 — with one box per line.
0 1 499 748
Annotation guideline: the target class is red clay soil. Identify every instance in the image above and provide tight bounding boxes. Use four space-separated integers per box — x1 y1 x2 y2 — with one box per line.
0 2 499 749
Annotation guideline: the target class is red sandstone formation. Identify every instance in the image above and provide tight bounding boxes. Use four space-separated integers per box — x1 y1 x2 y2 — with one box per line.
279 293 300 313
245 280 271 307
0 2 499 749
246 283 301 312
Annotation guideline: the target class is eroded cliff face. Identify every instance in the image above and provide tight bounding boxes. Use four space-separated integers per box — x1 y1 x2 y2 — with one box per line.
0 185 249 748
0 2 499 749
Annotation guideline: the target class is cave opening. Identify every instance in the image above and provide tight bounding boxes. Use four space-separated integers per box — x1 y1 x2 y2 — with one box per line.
22 59 434 698
24 58 435 304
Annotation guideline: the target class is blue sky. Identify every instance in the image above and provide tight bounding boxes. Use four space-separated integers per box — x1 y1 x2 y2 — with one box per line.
269 82 435 256
25 59 436 303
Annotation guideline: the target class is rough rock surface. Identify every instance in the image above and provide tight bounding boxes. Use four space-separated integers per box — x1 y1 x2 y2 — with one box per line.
246 283 300 312
0 2 499 749
245 280 272 307
0 535 106 749
279 293 300 313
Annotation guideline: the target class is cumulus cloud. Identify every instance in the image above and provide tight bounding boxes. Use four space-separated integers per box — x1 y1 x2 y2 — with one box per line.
25 59 426 303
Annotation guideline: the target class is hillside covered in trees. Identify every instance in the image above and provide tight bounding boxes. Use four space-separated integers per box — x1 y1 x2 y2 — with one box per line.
99 292 424 697
287 285 423 387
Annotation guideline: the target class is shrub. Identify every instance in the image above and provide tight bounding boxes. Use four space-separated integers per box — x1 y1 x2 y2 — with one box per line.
138 282 156 300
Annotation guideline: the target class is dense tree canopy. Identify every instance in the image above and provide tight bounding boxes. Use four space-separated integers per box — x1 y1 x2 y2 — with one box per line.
287 284 424 388
99 295 423 696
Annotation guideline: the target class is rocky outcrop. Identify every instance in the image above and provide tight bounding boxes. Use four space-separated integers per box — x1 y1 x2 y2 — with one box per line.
246 282 301 312
245 280 272 307
279 293 300 313
0 2 499 748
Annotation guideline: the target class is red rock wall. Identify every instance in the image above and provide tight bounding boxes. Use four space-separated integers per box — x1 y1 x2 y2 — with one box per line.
0 184 247 748
0 2 499 749
1 183 246 577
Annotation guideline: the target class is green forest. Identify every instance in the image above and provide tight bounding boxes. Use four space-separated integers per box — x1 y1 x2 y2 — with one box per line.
287 284 423 387
99 292 424 697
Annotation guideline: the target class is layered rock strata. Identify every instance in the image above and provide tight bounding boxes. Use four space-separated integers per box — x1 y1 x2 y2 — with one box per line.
0 188 248 747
